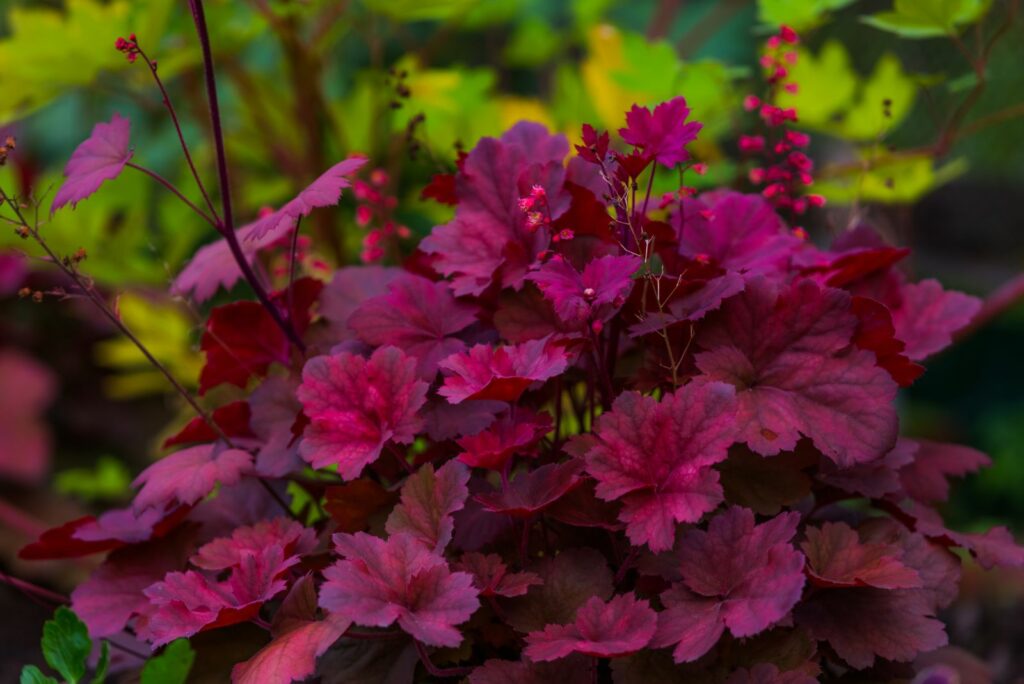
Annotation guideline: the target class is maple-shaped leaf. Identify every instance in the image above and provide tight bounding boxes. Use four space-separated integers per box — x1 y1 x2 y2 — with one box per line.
794 588 947 669
198 278 323 394
578 382 738 551
421 173 458 205
850 296 924 387
421 122 569 296
891 279 980 360
385 460 470 553
455 552 542 598
71 527 194 638
912 511 1024 571
545 480 623 530
319 532 479 647
724 664 818 684
248 375 304 477
318 266 402 341
653 507 805 662
802 521 921 589
18 505 191 560
324 479 399 533
695 277 899 467
527 254 640 325
618 98 702 167
51 113 132 212
171 215 298 303
297 346 428 478
674 192 797 275
493 284 583 343
132 443 252 512
475 460 584 518
421 399 506 442
899 439 990 504
628 272 745 337
816 438 915 498
247 156 367 240
469 656 591 684
438 338 569 404
140 545 297 646
524 594 656 661
348 273 478 379
232 575 351 684
504 547 613 634
192 518 316 571
795 225 909 289
717 444 816 516
456 409 552 471
164 401 255 449
0 349 55 485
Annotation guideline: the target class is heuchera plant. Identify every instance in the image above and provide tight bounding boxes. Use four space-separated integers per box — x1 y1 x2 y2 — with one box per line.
9 11 1024 683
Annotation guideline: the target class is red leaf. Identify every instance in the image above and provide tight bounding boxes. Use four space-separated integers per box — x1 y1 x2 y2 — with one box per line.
439 338 569 404
475 460 584 518
385 460 471 553
455 552 542 598
456 409 552 471
132 444 253 511
421 173 458 205
324 479 399 533
802 521 921 589
850 296 924 387
163 401 255 448
524 593 657 661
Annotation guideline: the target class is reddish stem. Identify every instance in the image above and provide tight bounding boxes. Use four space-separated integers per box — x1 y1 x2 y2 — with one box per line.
413 640 474 678
0 571 68 606
126 162 217 227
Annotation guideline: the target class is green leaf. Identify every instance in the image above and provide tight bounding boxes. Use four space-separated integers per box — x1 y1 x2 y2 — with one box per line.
19 666 58 684
758 0 857 31
91 642 109 684
41 607 92 684
816 151 966 203
776 41 858 126
55 456 132 502
838 53 917 140
862 0 991 38
361 0 479 21
140 640 195 684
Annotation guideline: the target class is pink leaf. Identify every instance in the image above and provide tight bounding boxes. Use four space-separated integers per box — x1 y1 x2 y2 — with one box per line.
524 593 657 661
653 507 805 662
618 98 702 167
320 532 479 647
0 350 56 484
695 277 899 467
816 439 916 498
52 113 132 211
456 409 552 471
348 274 479 379
439 337 569 404
578 382 738 551
674 192 797 274
527 254 640 325
504 547 613 634
628 272 745 337
421 122 568 295
899 439 990 504
232 576 351 684
794 588 947 669
891 279 981 360
385 460 470 553
247 156 367 241
297 346 428 478
455 552 542 598
132 444 253 512
474 460 584 518
802 521 921 589
319 266 403 341
248 376 304 477
192 518 316 571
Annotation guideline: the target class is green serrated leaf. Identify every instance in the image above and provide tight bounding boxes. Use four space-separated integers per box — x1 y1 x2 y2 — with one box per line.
361 0 479 21
140 640 195 684
55 456 132 502
838 52 917 140
19 666 59 684
758 0 857 31
862 0 991 38
91 642 109 684
776 41 858 126
41 607 92 684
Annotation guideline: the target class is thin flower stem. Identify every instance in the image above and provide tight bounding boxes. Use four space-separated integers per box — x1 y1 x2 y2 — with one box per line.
0 498 46 539
286 216 302 329
0 571 68 606
126 162 218 227
413 639 474 678
134 42 221 223
188 0 306 354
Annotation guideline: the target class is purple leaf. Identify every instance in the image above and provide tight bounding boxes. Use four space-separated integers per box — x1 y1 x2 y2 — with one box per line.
52 113 132 212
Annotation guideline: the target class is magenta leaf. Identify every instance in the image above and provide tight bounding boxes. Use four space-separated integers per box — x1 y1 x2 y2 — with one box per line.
628 272 745 337
527 254 640 325
816 438 916 498
794 588 947 669
674 192 797 274
438 337 569 404
524 593 656 661
319 532 479 647
247 156 367 240
456 409 552 471
421 122 569 295
898 439 990 504
653 507 805 662
51 113 132 212
319 265 402 341
891 279 981 360
192 518 316 571
455 552 542 598
695 277 899 467
618 98 702 167
802 521 921 589
297 346 428 478
577 381 738 551
504 547 613 634
385 460 470 553
233 575 351 684
348 273 479 379
248 375 304 477
132 443 253 512
474 460 584 518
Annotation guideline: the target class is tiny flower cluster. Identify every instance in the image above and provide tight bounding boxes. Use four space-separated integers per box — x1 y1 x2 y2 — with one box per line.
114 34 141 63
353 168 410 263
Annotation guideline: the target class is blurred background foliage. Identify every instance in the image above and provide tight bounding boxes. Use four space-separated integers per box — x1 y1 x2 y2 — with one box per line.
1 0 1023 676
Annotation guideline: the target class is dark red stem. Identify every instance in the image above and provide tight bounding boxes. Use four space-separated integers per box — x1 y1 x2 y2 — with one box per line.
413 640 474 678
126 162 217 227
